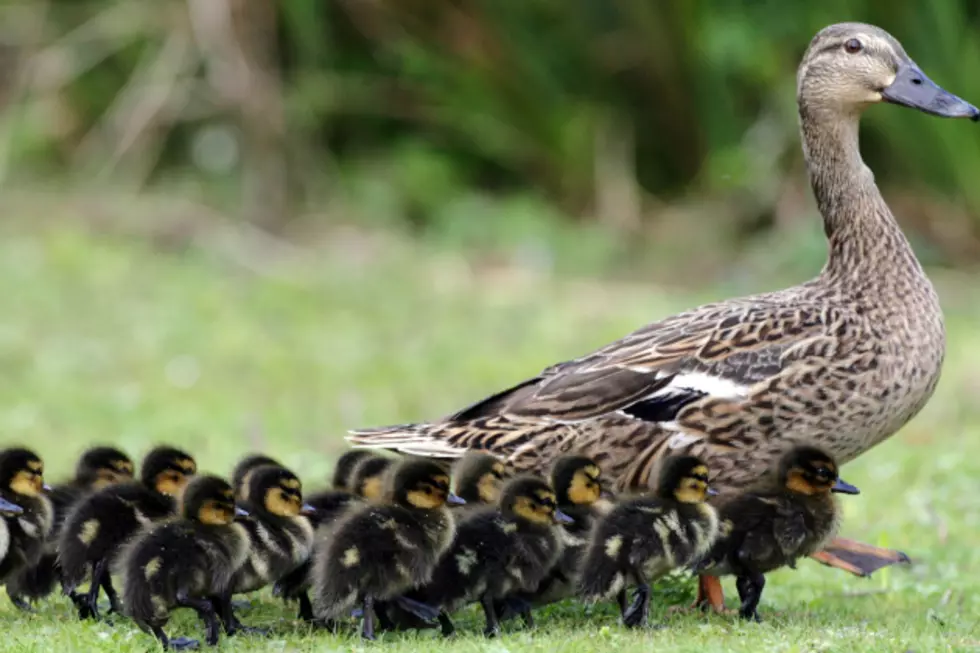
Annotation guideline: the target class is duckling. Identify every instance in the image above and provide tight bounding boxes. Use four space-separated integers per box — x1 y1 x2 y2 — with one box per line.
452 451 510 512
212 465 315 635
230 454 282 504
118 475 249 650
331 450 375 491
59 446 197 620
6 446 133 610
0 448 53 598
410 475 571 637
579 455 719 628
311 458 463 640
694 445 859 622
349 454 394 502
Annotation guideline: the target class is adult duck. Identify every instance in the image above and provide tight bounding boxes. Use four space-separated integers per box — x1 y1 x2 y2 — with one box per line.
348 23 977 608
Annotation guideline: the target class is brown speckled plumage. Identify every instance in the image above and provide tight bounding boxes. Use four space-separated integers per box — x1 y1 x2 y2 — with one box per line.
348 23 966 498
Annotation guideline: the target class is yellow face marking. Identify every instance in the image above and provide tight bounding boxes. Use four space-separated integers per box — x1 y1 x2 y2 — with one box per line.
281 478 301 490
691 465 709 478
115 460 135 475
155 470 189 497
341 547 360 568
10 470 42 497
27 460 43 472
406 488 446 510
674 475 709 504
512 496 554 525
144 557 162 580
198 499 234 525
567 468 602 506
491 463 506 477
432 474 450 488
78 519 100 545
265 487 301 517
476 472 503 504
785 468 820 496
176 458 197 474
360 475 386 502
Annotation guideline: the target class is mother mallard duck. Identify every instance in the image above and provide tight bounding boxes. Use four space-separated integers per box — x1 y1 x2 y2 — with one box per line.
348 23 977 606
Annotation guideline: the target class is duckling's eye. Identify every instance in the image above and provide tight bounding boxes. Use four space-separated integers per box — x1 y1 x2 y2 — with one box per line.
844 38 863 54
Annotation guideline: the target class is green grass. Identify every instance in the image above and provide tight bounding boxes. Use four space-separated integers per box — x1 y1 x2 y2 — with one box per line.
1 216 979 652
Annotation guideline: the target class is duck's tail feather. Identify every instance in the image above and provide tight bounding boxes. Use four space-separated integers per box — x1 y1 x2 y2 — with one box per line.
345 423 471 459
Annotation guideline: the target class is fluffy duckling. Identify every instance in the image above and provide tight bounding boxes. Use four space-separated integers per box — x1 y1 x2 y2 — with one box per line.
59 446 197 620
331 450 375 491
118 475 249 650
6 446 133 610
231 454 282 504
411 475 571 637
452 451 510 511
694 445 859 622
0 449 53 596
349 454 394 502
311 458 463 640
579 455 719 628
215 465 315 635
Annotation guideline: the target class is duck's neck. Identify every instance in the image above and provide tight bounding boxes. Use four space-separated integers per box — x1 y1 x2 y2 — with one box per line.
799 106 924 283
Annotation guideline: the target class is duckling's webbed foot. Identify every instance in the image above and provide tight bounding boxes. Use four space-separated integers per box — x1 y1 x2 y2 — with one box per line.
392 595 441 623
8 593 33 612
621 584 650 628
735 573 765 623
165 635 202 651
212 595 268 637
480 594 501 638
438 611 455 637
68 589 93 620
361 596 377 641
84 558 110 621
175 592 220 646
811 537 911 577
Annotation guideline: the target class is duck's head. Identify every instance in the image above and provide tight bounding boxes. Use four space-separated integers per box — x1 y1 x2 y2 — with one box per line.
778 446 860 497
388 459 464 510
452 451 510 505
551 455 606 507
247 465 314 518
181 475 244 525
231 454 282 503
656 455 715 504
141 446 197 497
331 450 374 491
351 455 394 502
75 446 134 490
798 23 978 121
500 476 573 526
0 447 47 500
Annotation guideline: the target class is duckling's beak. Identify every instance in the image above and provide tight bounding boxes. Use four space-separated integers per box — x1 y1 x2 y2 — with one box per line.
235 506 249 517
706 487 720 497
42 483 52 492
553 509 574 525
881 61 980 121
300 503 317 516
599 488 616 500
446 493 466 506
831 478 860 495
0 496 23 515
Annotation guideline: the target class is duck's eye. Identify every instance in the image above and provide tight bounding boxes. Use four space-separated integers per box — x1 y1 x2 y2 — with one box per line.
844 38 863 54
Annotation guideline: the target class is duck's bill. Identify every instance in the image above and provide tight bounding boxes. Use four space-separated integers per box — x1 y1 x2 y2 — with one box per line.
881 61 980 121
706 487 720 497
235 506 250 517
553 509 575 525
831 478 860 495
446 493 466 506
300 503 317 516
0 497 23 515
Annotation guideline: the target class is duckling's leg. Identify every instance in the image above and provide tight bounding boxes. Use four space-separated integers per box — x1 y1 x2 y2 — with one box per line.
810 538 911 577
616 589 629 618
212 594 269 636
85 558 109 620
361 596 377 641
174 592 220 647
7 593 33 613
438 611 456 637
101 573 123 616
480 594 501 638
297 592 314 622
621 567 650 628
734 573 765 623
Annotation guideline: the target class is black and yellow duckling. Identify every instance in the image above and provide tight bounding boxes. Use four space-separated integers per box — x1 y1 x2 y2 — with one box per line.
118 475 249 650
311 458 464 640
230 454 282 504
579 455 719 628
214 465 316 635
0 448 53 601
59 445 197 620
694 445 859 622
331 450 375 491
451 451 510 512
349 454 395 502
409 475 571 637
6 446 133 610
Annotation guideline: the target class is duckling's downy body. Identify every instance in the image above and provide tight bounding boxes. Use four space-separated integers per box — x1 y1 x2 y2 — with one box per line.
59 446 197 620
696 446 858 621
6 446 132 609
579 456 718 628
218 465 315 634
348 23 980 601
231 454 282 504
312 459 462 640
0 449 53 599
413 476 570 637
118 475 249 650
452 451 509 513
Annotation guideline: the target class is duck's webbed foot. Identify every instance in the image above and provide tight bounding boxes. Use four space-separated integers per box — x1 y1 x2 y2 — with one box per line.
810 537 911 577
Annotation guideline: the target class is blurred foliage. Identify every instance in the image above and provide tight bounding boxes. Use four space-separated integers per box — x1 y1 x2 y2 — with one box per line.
2 0 980 262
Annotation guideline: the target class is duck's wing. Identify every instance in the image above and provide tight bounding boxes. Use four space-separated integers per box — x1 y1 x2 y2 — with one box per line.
348 299 854 457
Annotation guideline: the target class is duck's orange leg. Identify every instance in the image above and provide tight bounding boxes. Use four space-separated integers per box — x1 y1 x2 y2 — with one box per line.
809 537 911 577
693 575 726 613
